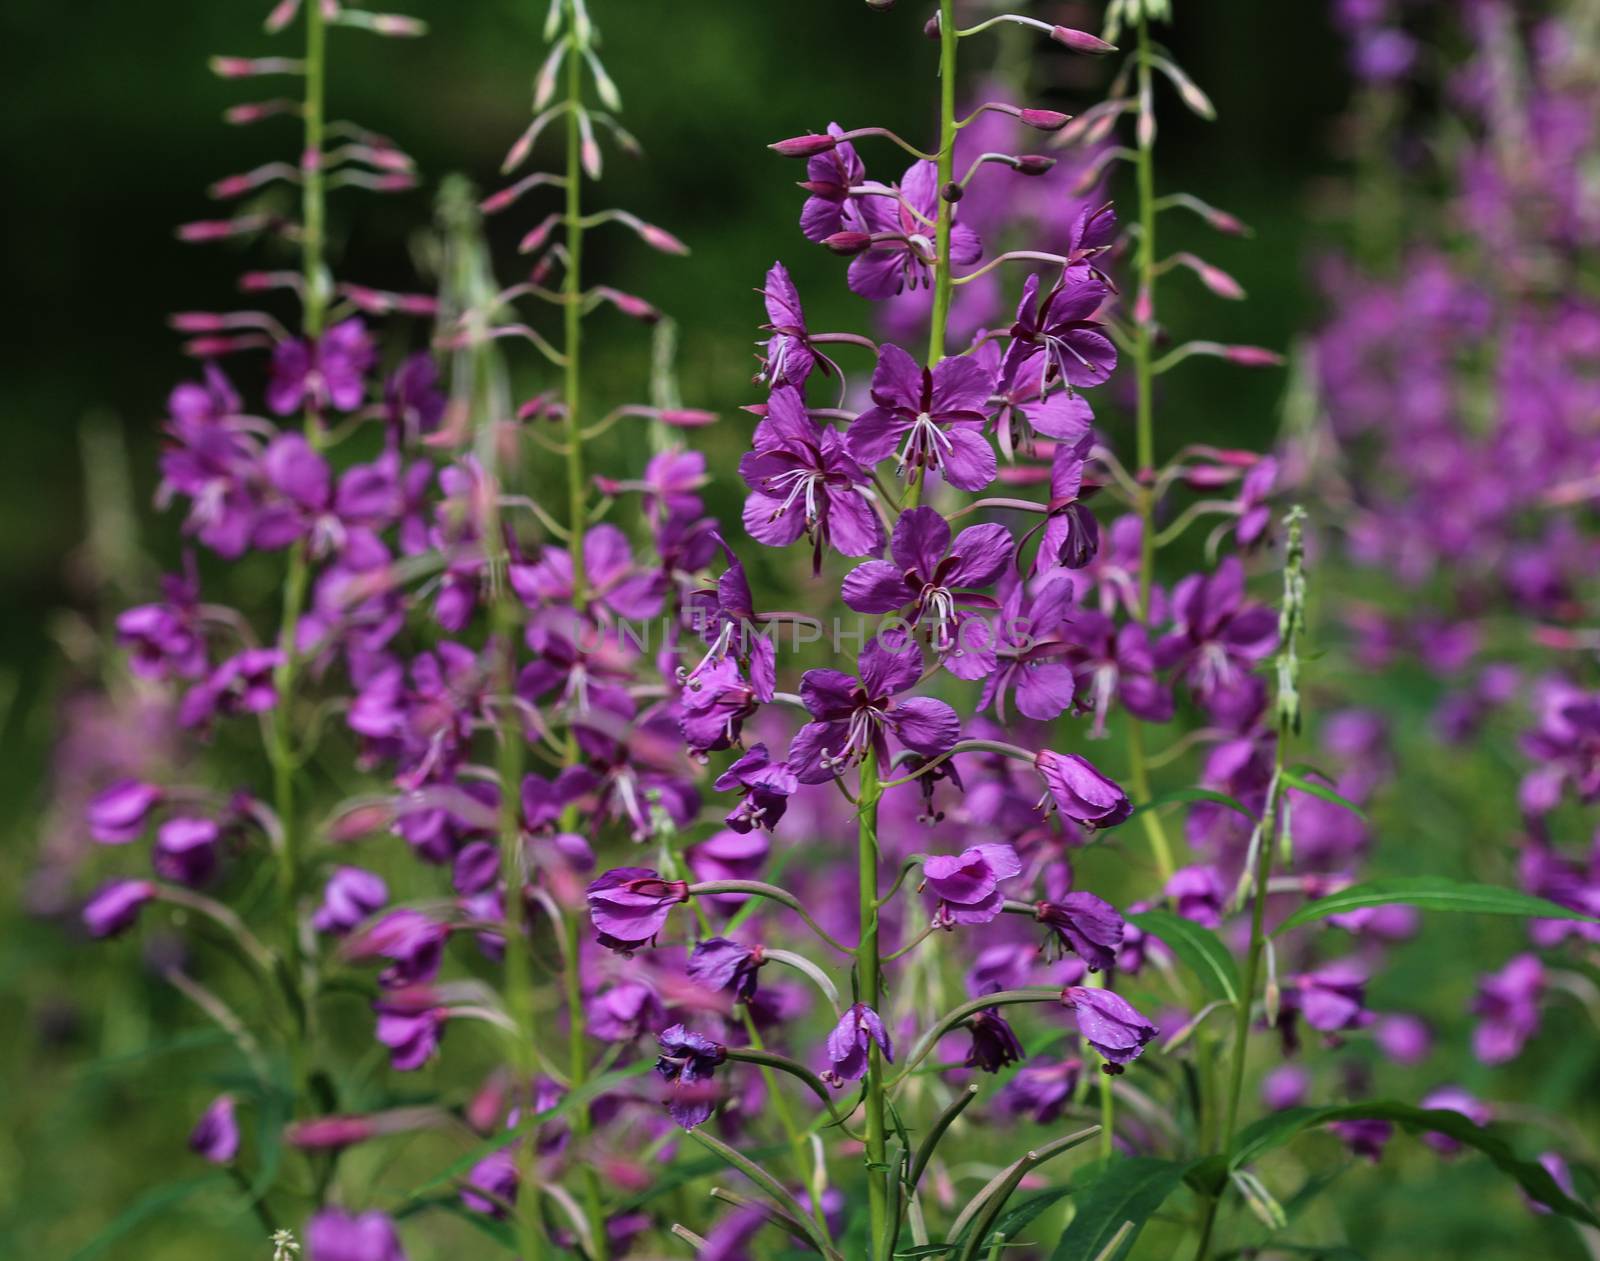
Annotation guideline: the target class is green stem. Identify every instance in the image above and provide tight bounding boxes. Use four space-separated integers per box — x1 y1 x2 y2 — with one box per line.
562 10 588 598
857 748 889 1261
1124 9 1176 883
926 0 958 366
302 0 328 336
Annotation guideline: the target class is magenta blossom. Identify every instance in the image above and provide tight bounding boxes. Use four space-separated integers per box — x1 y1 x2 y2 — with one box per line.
1061 986 1158 1071
655 1024 729 1130
1035 892 1125 972
922 843 1022 926
305 1208 408 1261
1472 953 1544 1064
823 1003 894 1086
267 318 376 415
585 867 690 953
1034 750 1131 830
189 1094 239 1164
848 160 982 300
1001 269 1117 390
846 345 997 491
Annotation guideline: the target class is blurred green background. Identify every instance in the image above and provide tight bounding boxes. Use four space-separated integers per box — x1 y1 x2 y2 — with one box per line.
12 2 1585 1259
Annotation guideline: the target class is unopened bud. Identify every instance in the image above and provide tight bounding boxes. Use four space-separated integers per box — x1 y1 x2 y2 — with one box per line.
769 133 838 159
865 0 895 9
659 408 718 428
169 312 229 333
822 230 872 256
209 55 303 79
941 181 965 203
924 14 941 39
370 14 426 37
1225 345 1285 367
225 100 296 126
518 214 560 254
1051 26 1117 54
639 223 690 256
1020 108 1072 132
177 216 269 243
600 288 660 324
1013 154 1056 176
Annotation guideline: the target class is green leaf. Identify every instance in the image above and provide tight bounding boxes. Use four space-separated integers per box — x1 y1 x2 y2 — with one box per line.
1270 876 1600 938
992 1185 1075 1239
1047 1157 1190 1261
1279 772 1367 821
1229 1101 1600 1227
688 1129 844 1260
1127 909 1241 1005
396 1196 516 1251
70 1176 230 1261
1130 788 1256 822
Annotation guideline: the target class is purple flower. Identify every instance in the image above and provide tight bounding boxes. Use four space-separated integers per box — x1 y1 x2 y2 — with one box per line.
688 938 766 1001
585 867 690 953
384 352 446 442
589 981 667 1042
758 261 819 387
976 576 1079 720
83 879 157 938
153 816 220 887
313 866 390 935
848 160 982 300
739 386 884 571
1034 750 1131 830
1060 986 1157 1072
1261 1065 1310 1111
1374 1013 1433 1065
841 506 1011 671
655 1024 729 1129
1526 1152 1580 1216
998 1057 1082 1123
461 1149 518 1218
713 743 797 834
1419 1086 1493 1155
1165 865 1227 928
1156 558 1278 720
305 1208 408 1261
1037 434 1102 571
375 999 445 1071
188 1094 239 1164
799 122 865 243
965 1008 1025 1073
845 345 998 491
823 1003 893 1086
1289 962 1372 1035
512 524 666 623
356 910 449 989
179 648 284 729
922 843 1022 926
1065 611 1172 737
1519 680 1600 816
787 640 960 784
1327 1118 1392 1163
268 318 377 415
117 564 209 680
87 779 163 844
1001 270 1117 391
1034 892 1125 972
1471 953 1544 1064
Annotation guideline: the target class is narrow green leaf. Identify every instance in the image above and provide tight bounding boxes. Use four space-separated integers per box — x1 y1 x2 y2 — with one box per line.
1279 772 1367 821
69 1176 230 1261
1127 909 1241 1005
688 1129 844 1261
1047 1158 1189 1261
1130 788 1256 822
1270 876 1600 939
1229 1101 1600 1227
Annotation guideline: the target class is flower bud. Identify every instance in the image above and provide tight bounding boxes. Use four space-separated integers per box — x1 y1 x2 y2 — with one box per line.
1020 108 1072 131
1013 154 1056 176
1225 345 1285 367
658 408 718 428
518 213 561 255
638 223 691 256
1052 26 1117 54
769 133 838 159
822 230 872 256
865 0 895 9
941 181 965 203
371 13 426 37
924 14 941 39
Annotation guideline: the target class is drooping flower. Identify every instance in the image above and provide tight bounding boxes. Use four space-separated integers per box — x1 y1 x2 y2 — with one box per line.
823 1002 894 1086
712 743 797 834
189 1094 240 1164
1471 953 1544 1064
688 938 766 1001
845 345 998 491
304 1207 409 1261
998 1057 1082 1123
374 999 445 1072
788 640 961 784
313 867 390 935
153 816 220 887
757 261 819 388
1327 1118 1393 1163
922 843 1022 926
964 1008 1026 1073
87 779 163 844
83 879 157 938
1034 750 1131 830
585 867 690 953
1060 986 1157 1072
655 1024 729 1129
1034 892 1125 972
1419 1086 1493 1155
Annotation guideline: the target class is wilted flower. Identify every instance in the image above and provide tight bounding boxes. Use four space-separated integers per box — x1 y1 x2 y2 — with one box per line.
1060 986 1157 1072
823 1003 894 1086
655 1024 728 1129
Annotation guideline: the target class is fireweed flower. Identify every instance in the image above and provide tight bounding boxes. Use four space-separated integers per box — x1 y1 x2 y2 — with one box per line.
845 344 998 491
461 1148 518 1217
374 998 446 1072
1034 749 1131 830
1034 891 1125 972
1001 269 1117 391
1060 986 1158 1072
585 867 690 953
153 816 220 887
964 1007 1026 1072
87 779 163 844
688 938 766 1001
588 981 667 1043
83 879 157 938
1419 1086 1493 1155
998 1057 1083 1123
1155 556 1278 720
712 743 796 833
841 506 1011 672
1328 1118 1393 1163
267 317 377 415
655 1024 729 1129
798 122 865 243
304 1208 409 1261
757 261 819 388
847 159 982 300
823 1003 894 1087
179 647 284 729
189 1094 240 1164
1164 864 1227 928
922 842 1022 926
739 385 884 570
787 640 960 784
1472 953 1544 1064
312 866 389 935
975 575 1079 720
1064 610 1172 736
356 909 448 989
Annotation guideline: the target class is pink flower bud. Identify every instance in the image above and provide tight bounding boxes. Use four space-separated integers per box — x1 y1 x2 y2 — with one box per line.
265 0 302 33
224 100 295 126
370 173 417 192
639 223 690 256
209 55 303 79
287 1115 378 1149
1224 345 1285 367
518 213 560 254
599 288 660 324
1020 108 1072 131
177 216 268 242
924 14 941 39
480 185 519 215
658 409 718 428
1051 26 1117 54
169 312 229 333
1134 283 1154 326
209 173 256 200
371 14 426 36
822 230 872 256
1013 154 1056 176
769 133 838 159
